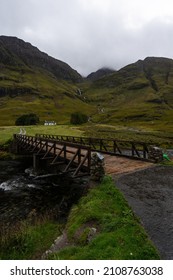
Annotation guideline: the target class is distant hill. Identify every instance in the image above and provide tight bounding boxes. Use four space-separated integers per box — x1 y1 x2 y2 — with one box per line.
0 36 82 82
87 67 116 81
83 57 173 130
0 36 93 125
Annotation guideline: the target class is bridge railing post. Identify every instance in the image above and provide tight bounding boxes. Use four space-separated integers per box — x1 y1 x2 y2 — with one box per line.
143 143 148 159
78 147 81 164
64 143 66 160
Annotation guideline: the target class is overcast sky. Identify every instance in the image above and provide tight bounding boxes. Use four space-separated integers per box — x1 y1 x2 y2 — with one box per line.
1 0 173 76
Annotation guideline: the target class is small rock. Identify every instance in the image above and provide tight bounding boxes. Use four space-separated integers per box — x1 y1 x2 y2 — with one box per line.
87 227 97 243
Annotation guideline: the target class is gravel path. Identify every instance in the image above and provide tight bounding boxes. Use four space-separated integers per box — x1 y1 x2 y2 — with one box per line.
113 165 173 259
104 154 154 175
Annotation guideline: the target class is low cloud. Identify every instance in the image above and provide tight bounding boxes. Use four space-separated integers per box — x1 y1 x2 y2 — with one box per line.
1 0 173 76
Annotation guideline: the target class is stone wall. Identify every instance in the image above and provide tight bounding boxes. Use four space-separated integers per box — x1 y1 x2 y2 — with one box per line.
90 152 105 181
148 146 163 162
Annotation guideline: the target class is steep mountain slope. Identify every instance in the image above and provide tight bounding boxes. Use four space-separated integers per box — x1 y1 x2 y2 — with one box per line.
83 57 173 130
0 36 93 125
87 67 116 81
0 36 82 82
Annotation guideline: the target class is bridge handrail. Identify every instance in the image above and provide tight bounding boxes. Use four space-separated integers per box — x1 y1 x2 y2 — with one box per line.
13 134 91 177
14 134 91 151
35 133 152 146
34 133 155 161
13 133 157 162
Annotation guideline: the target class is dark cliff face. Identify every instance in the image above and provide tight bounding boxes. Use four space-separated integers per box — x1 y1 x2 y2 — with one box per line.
0 36 82 82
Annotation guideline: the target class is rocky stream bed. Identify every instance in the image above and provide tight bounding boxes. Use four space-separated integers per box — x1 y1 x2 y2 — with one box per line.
0 159 89 230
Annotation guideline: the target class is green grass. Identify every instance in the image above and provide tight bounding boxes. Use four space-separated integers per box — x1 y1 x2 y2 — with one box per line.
82 124 173 148
1 122 173 149
0 214 62 260
48 176 160 260
0 125 85 144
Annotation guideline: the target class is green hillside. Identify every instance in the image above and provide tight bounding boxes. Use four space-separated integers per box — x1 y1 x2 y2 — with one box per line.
0 36 94 125
0 67 95 125
82 57 173 132
1 36 173 132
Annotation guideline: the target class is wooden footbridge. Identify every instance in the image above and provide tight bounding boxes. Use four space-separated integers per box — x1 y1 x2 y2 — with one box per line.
13 133 154 177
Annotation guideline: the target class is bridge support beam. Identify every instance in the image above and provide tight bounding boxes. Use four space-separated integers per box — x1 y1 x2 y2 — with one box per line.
33 154 41 173
33 153 55 173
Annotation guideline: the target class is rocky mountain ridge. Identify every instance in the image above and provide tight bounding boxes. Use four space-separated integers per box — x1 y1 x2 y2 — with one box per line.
0 36 82 82
86 67 116 81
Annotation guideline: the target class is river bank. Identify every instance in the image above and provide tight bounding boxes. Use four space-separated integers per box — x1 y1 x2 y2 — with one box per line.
44 176 160 260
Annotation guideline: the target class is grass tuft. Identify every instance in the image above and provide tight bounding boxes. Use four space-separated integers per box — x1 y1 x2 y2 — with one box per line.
0 211 62 260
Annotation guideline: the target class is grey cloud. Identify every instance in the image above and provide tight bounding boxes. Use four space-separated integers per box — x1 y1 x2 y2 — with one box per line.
1 0 173 76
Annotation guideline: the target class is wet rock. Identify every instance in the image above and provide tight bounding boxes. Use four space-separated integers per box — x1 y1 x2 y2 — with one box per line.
87 227 97 243
41 232 72 259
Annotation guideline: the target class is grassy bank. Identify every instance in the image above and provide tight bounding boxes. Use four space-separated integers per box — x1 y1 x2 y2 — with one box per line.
48 176 160 260
0 176 160 260
0 213 62 260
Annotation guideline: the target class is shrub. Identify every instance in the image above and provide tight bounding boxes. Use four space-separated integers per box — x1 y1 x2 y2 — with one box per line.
15 113 39 126
70 112 88 125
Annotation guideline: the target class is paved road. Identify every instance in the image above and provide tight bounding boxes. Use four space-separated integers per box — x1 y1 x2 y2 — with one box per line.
114 165 173 259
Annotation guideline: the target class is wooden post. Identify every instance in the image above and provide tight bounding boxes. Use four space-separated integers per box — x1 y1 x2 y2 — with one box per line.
33 154 40 172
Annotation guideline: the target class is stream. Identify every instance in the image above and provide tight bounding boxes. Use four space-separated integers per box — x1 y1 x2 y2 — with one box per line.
0 158 89 229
